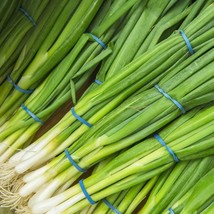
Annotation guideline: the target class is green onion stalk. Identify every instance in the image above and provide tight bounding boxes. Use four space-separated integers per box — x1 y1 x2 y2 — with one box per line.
87 0 193 93
138 156 214 214
1 5 214 203
0 0 22 33
129 0 192 58
0 0 51 81
90 176 158 214
179 167 214 214
0 0 105 115
0 0 140 163
29 103 214 214
162 166 214 214
104 0 213 81
0 0 80 85
76 153 121 214
85 151 159 214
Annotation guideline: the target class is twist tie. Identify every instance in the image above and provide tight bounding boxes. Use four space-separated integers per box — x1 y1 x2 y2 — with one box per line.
7 75 33 94
103 199 121 214
180 30 194 55
21 104 44 125
169 208 175 214
154 134 179 162
89 33 107 49
79 179 96 205
19 7 36 26
155 84 186 114
71 107 92 128
65 149 86 173
95 79 102 85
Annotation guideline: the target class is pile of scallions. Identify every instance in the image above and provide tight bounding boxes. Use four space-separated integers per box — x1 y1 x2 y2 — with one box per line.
0 0 214 213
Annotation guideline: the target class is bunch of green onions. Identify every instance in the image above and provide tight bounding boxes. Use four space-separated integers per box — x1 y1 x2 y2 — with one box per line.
0 0 51 82
2 33 214 212
6 3 214 175
0 0 22 32
0 0 143 163
84 156 214 214
27 104 214 213
0 1 214 213
0 0 193 164
0 5 213 206
0 0 104 116
139 156 214 214
180 167 214 214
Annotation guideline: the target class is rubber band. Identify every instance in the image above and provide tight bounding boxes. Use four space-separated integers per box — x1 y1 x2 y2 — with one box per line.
180 30 194 55
89 33 107 49
79 179 96 205
95 79 102 85
7 75 33 94
71 107 92 127
103 199 121 214
19 7 36 26
154 134 179 162
155 84 186 114
169 208 175 214
64 149 86 172
21 104 44 125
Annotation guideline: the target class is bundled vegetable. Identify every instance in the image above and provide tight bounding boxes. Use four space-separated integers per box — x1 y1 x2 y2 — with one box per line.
0 0 78 85
0 1 214 214
89 156 214 214
88 176 157 214
4 2 214 174
0 0 143 163
85 0 195 105
0 0 104 116
25 104 214 213
0 0 51 82
139 156 214 214
180 167 214 214
0 0 22 33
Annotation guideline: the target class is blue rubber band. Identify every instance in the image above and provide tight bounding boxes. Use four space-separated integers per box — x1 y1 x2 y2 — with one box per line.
19 7 36 26
169 208 175 214
103 199 121 214
154 134 179 162
65 149 86 173
7 75 33 94
79 179 96 205
95 79 102 85
71 107 92 128
155 84 186 114
89 33 107 49
180 30 194 55
21 104 44 125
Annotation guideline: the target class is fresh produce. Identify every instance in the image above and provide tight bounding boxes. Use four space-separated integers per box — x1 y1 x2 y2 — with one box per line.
0 1 214 214
139 156 214 214
0 0 142 163
0 0 103 116
27 104 214 213
6 2 214 175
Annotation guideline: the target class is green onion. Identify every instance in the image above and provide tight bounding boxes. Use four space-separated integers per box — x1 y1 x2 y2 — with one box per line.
139 156 214 214
0 0 50 78
180 167 214 214
0 0 143 164
12 34 214 203
31 104 214 213
7 4 214 174
0 0 103 115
